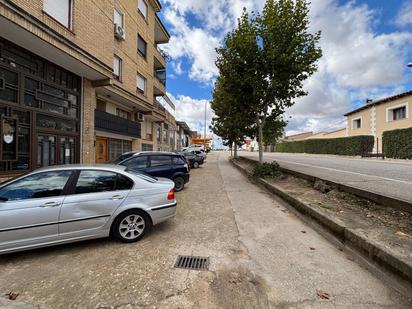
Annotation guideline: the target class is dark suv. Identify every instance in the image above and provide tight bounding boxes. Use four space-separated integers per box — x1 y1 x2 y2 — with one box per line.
111 152 190 191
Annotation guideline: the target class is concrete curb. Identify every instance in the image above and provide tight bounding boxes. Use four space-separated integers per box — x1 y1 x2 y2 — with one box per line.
230 158 412 285
239 156 412 214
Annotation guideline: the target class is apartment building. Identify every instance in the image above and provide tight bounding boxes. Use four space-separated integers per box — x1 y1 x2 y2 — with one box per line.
175 121 193 150
345 91 412 152
0 0 170 177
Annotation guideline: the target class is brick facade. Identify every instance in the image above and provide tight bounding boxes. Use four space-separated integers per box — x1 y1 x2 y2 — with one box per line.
0 0 172 169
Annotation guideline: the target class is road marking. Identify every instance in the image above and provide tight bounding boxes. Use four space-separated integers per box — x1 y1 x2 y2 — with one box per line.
265 158 412 185
269 153 412 166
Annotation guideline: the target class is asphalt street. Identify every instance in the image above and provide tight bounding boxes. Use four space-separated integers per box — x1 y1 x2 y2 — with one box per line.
0 152 410 308
241 152 412 204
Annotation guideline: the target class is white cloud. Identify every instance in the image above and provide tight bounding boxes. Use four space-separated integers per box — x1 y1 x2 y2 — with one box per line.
170 60 183 75
395 1 412 27
282 0 412 135
162 8 219 84
167 92 214 135
162 0 412 135
163 0 266 84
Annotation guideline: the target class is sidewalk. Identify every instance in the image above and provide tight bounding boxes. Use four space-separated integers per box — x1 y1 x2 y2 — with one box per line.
231 156 412 292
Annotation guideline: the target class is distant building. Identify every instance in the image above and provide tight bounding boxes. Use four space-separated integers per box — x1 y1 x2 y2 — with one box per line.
344 91 412 152
285 132 314 141
175 121 193 150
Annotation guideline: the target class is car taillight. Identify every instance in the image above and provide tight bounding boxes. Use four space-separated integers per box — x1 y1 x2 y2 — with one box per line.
167 188 175 200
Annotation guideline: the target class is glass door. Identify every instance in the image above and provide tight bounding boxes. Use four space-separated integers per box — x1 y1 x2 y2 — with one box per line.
37 135 56 167
59 136 75 164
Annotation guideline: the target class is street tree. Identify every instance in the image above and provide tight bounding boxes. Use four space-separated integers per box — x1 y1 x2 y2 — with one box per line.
211 75 254 157
211 11 259 156
262 113 286 147
254 0 322 162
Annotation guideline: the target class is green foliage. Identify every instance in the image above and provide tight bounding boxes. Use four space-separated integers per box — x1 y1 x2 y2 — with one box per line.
262 115 286 145
211 11 258 149
211 0 322 162
253 161 282 177
276 136 374 156
383 127 412 159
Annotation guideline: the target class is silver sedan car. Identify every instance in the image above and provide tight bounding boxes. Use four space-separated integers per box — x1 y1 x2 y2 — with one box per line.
0 164 176 255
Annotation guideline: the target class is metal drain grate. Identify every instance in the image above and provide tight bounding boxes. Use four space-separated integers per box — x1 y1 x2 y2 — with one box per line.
174 255 209 271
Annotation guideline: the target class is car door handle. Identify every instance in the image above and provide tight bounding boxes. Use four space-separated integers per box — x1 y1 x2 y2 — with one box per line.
40 201 61 208
111 195 124 200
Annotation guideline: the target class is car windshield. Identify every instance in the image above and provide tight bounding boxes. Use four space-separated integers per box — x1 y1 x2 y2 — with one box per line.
109 152 135 164
126 170 158 183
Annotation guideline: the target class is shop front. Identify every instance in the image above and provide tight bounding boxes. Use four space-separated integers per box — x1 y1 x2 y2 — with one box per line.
0 38 81 177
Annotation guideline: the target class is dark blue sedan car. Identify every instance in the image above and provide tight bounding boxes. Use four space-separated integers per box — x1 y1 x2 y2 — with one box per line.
111 152 190 191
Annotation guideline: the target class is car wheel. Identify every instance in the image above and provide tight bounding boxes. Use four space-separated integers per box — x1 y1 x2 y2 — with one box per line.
112 210 150 243
174 176 185 192
193 161 199 169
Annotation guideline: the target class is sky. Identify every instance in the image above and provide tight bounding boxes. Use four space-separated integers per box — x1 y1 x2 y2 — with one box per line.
159 0 412 138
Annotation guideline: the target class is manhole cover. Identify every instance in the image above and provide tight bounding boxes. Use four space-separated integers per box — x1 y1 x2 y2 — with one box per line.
174 255 209 271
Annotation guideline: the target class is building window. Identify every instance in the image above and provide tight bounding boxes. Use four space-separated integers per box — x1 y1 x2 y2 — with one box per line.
387 104 408 122
164 124 169 144
352 117 361 129
156 126 161 142
109 139 132 160
136 74 147 95
142 143 153 151
113 55 122 81
114 9 124 27
116 108 129 120
138 35 147 58
138 0 148 19
44 0 72 29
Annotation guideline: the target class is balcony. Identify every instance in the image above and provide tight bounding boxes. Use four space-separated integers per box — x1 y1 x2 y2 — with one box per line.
155 15 170 45
154 56 166 97
155 68 166 86
95 110 141 138
153 71 166 97
154 45 168 67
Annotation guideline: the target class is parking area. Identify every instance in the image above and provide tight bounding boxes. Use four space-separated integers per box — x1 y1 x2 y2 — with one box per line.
0 154 247 308
0 152 410 308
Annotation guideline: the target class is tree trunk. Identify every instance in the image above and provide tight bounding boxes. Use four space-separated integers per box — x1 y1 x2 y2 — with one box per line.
230 143 233 157
258 122 263 163
234 144 238 158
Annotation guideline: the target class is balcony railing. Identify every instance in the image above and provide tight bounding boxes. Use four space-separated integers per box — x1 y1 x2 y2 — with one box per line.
155 45 170 62
155 68 166 86
95 110 141 138
154 100 166 113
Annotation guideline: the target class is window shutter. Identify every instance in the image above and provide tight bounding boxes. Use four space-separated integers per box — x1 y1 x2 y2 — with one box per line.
138 0 148 19
44 0 71 28
136 75 146 93
114 9 123 27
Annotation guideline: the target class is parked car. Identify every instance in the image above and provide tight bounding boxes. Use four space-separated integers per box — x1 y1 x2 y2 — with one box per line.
179 151 204 169
0 164 176 255
186 144 205 151
185 149 207 161
112 152 190 192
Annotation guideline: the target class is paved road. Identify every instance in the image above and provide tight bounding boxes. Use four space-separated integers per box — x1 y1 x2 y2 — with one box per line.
241 152 412 204
0 152 410 308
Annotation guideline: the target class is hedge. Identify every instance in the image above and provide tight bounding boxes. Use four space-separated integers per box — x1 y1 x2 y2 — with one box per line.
382 127 412 159
276 135 374 156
